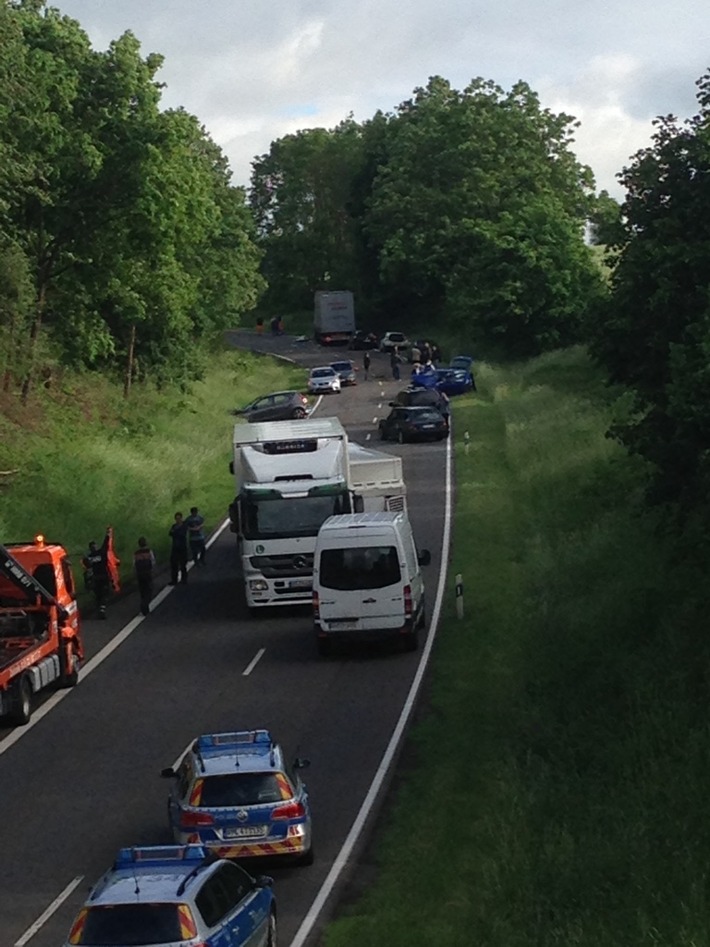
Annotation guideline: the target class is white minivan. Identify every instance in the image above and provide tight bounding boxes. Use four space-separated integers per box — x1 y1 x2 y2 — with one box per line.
312 511 431 655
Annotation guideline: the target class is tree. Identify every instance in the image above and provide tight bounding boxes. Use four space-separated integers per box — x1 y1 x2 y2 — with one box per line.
590 71 710 507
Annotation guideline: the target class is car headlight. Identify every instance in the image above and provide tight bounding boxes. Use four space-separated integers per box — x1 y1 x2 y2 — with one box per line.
249 579 269 591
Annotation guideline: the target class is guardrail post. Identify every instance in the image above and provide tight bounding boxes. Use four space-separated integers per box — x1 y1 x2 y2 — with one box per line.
455 573 464 619
464 431 470 455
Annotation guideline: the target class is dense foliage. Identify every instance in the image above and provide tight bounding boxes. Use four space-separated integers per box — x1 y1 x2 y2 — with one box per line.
251 76 605 356
0 0 264 399
590 70 710 509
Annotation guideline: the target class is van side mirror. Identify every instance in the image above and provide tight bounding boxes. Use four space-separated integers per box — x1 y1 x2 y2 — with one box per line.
293 757 311 770
160 767 176 779
418 549 431 566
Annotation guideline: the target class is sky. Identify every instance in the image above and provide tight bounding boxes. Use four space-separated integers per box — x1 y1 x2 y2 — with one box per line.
54 0 710 200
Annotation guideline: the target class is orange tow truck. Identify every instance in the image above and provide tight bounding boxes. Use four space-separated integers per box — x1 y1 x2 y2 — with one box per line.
0 537 84 725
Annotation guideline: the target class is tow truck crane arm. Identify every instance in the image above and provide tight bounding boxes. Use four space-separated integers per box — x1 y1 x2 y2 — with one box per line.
0 542 68 619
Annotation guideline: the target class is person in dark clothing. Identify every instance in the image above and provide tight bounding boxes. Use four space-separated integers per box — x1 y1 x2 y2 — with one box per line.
390 347 401 381
363 350 371 381
185 506 206 567
168 512 189 585
133 537 155 616
82 528 113 619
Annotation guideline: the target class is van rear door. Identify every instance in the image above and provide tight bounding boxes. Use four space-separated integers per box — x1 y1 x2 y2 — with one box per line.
317 543 404 631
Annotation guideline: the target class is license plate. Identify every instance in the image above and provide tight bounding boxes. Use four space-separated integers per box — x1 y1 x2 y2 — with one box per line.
422 424 435 429
328 620 358 630
223 825 268 839
289 578 311 590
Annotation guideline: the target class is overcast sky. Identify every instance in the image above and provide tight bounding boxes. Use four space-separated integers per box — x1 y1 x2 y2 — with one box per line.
54 0 709 199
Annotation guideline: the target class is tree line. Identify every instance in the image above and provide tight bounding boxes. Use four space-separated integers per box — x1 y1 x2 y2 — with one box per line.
0 0 264 400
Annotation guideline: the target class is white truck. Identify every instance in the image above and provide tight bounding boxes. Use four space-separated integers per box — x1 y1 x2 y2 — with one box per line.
313 290 355 346
229 417 406 608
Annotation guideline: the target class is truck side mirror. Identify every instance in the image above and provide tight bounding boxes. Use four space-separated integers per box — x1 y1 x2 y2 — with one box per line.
418 549 432 567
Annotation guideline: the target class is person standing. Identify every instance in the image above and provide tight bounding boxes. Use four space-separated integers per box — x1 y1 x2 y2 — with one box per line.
363 350 371 381
390 347 401 381
82 527 119 619
185 506 206 567
133 537 155 616
168 512 189 585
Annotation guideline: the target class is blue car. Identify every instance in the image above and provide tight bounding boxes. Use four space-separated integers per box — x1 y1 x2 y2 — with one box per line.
64 844 275 947
162 729 314 865
435 366 475 395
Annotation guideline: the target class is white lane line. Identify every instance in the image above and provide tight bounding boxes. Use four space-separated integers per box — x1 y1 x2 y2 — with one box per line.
14 875 84 946
365 433 371 441
242 648 266 676
289 431 453 947
0 518 232 759
372 417 378 423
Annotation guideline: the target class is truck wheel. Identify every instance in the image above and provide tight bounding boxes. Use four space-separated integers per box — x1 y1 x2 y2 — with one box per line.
60 647 80 687
10 676 32 726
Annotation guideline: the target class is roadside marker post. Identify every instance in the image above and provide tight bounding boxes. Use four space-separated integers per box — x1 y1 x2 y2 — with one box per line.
455 573 464 619
464 431 470 455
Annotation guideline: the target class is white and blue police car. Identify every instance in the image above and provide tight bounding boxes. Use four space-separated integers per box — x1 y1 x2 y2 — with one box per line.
64 844 275 946
161 729 314 865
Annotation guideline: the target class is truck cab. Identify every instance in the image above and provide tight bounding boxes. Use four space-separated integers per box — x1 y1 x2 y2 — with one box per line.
0 537 83 725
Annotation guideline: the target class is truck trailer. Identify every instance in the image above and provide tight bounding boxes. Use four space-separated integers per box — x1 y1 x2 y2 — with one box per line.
313 290 355 346
229 417 406 608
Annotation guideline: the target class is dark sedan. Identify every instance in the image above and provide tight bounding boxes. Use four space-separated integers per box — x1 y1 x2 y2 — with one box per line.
330 359 358 386
392 386 450 419
379 405 449 443
349 330 379 350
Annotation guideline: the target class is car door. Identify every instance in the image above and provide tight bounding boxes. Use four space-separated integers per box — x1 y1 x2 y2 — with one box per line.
197 863 271 947
245 396 272 422
269 393 290 419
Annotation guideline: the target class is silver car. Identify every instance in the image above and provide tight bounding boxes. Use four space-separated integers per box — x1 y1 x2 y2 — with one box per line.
308 366 341 394
330 359 358 386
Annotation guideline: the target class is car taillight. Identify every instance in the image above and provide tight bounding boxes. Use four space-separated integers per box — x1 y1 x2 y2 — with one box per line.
313 590 320 619
179 810 215 828
272 800 306 820
403 584 412 619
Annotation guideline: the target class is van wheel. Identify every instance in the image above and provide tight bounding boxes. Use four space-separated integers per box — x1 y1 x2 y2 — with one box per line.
402 629 418 652
317 638 332 657
10 675 32 726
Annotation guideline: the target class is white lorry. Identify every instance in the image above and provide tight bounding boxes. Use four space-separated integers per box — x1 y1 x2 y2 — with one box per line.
229 417 406 608
313 290 355 346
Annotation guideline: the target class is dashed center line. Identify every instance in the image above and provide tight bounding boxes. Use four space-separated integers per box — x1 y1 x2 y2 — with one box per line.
242 648 266 676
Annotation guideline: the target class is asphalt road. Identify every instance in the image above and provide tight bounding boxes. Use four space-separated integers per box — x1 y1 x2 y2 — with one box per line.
0 332 450 947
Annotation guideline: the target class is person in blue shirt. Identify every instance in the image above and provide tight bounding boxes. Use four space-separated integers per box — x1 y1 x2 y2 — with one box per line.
185 506 206 567
168 512 189 585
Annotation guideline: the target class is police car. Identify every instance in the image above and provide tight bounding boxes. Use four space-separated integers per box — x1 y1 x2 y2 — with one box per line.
161 729 314 865
64 844 275 946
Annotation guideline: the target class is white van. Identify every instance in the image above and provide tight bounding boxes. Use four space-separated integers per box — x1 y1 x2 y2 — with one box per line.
312 511 431 655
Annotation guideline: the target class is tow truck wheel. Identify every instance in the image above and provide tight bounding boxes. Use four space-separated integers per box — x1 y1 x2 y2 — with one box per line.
10 675 32 726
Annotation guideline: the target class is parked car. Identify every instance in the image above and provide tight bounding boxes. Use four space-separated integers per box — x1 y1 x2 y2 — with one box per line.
450 354 474 371
161 728 314 865
308 366 341 394
63 844 276 947
349 329 379 350
330 359 358 386
234 390 310 422
392 386 450 419
436 366 475 395
379 405 449 443
379 331 411 353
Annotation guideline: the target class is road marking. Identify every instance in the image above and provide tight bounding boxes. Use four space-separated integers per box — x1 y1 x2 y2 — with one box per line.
242 648 266 676
365 433 371 441
0 518 232 759
14 875 84 946
289 430 453 947
372 416 378 423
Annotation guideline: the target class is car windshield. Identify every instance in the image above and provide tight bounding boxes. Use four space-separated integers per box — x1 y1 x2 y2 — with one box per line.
450 356 472 369
319 545 401 590
410 409 442 422
198 772 292 807
389 333 404 342
78 904 190 945
331 362 352 372
312 369 334 378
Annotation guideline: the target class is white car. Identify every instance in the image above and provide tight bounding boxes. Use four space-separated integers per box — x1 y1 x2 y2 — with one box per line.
308 366 342 394
379 331 411 353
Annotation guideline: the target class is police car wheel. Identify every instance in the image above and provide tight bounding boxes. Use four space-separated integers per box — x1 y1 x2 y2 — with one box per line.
10 675 32 726
267 910 277 947
299 843 315 866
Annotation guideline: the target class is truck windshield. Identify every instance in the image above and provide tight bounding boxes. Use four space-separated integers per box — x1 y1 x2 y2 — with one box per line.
242 493 350 539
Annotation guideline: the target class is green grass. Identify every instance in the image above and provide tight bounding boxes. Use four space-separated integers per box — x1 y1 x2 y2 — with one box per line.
324 347 710 947
0 348 304 582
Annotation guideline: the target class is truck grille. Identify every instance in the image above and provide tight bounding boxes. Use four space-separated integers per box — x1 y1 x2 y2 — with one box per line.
250 554 314 578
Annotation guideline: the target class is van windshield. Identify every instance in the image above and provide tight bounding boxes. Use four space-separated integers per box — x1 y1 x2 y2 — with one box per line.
319 546 401 590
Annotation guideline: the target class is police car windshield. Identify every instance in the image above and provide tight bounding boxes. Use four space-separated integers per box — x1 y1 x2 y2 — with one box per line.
199 772 288 807
320 546 401 590
80 904 187 945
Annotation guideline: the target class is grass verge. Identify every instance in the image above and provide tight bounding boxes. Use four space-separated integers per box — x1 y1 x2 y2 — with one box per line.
0 347 303 587
323 346 710 946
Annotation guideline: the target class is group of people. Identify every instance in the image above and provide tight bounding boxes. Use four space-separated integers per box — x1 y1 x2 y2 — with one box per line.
82 507 207 620
360 340 441 383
